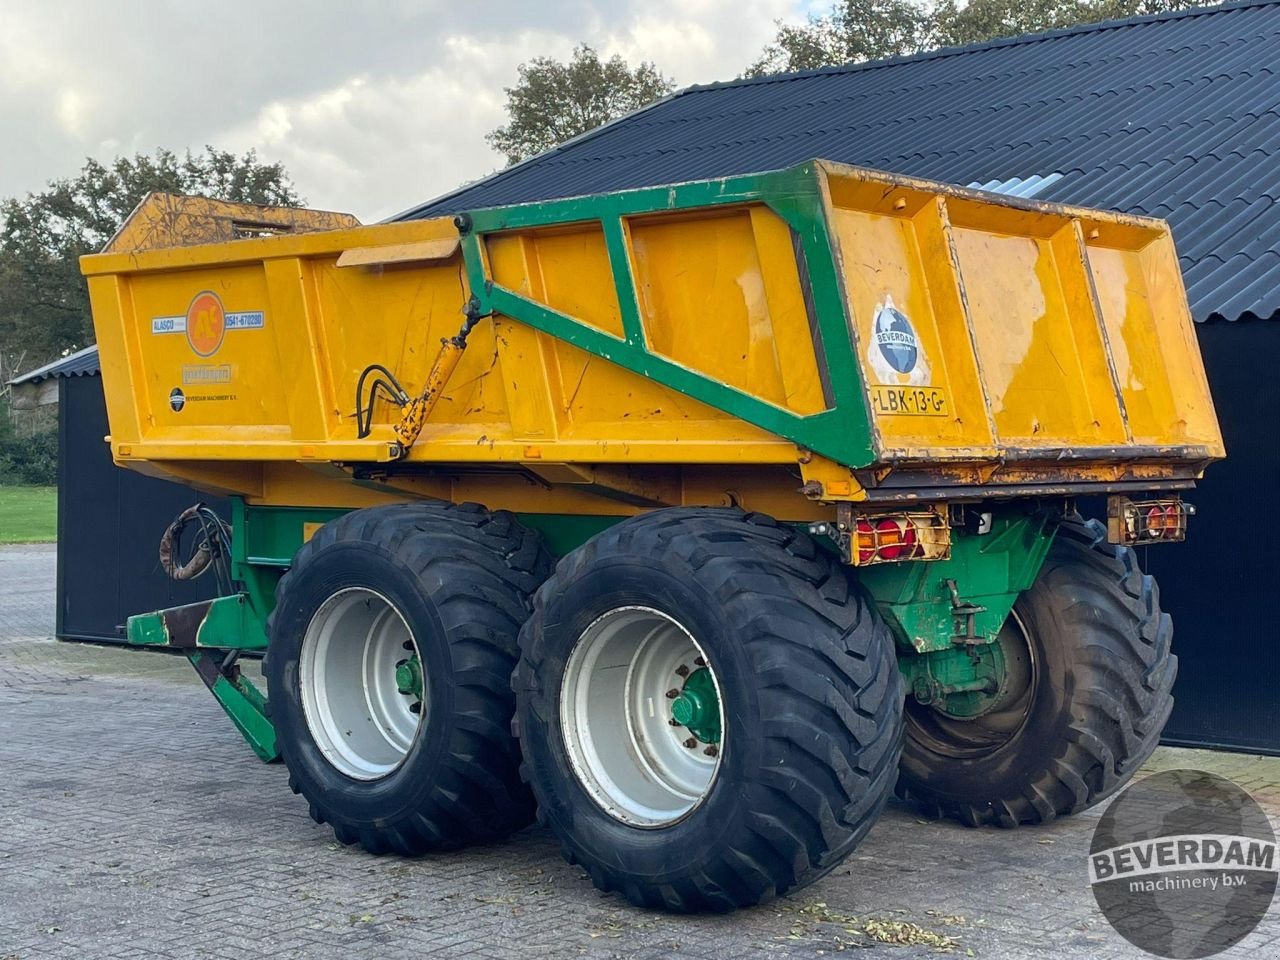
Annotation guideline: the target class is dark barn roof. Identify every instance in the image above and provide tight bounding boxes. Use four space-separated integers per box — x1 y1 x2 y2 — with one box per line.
398 0 1280 324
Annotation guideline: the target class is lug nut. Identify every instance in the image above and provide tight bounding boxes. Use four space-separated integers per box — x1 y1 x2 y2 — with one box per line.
668 719 681 726
665 688 680 699
694 656 706 667
674 664 690 678
409 702 421 714
703 745 718 757
683 738 697 749
395 658 408 669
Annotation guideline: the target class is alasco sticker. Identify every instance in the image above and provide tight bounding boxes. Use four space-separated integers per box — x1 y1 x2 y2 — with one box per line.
151 290 265 358
865 294 949 418
152 291 259 409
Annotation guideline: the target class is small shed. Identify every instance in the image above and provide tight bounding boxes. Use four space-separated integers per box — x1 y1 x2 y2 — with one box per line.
8 348 226 643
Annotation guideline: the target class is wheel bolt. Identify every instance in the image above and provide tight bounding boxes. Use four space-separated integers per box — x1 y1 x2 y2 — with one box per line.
665 688 680 699
674 664 690 678
703 745 718 757
694 656 707 667
668 719 681 726
683 738 697 749
409 702 421 714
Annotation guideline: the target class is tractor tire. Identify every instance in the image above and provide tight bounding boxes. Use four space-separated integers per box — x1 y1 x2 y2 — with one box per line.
514 507 904 912
896 514 1176 827
265 502 552 854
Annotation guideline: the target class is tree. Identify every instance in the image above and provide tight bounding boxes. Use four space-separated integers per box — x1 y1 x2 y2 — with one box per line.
0 147 302 367
747 0 1211 76
934 0 1209 47
747 0 936 77
487 45 675 165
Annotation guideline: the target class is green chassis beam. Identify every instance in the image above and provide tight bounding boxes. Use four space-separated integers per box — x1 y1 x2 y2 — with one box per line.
125 598 276 763
859 511 1057 655
127 594 268 651
189 651 278 763
457 161 876 469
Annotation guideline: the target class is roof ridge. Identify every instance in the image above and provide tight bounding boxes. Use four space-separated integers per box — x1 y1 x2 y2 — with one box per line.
686 0 1274 94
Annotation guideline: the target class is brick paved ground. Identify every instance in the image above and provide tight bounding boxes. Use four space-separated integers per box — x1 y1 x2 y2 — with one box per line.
0 545 1276 959
0 545 55 641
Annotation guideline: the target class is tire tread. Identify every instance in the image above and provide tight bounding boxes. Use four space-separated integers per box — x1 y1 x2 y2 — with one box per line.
515 507 904 911
896 514 1176 827
267 501 552 854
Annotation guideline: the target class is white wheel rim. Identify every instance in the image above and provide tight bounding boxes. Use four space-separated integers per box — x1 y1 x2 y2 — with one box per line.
299 587 425 780
560 606 724 827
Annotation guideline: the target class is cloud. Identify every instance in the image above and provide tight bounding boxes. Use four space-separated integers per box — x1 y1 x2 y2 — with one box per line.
0 1 800 220
217 31 575 220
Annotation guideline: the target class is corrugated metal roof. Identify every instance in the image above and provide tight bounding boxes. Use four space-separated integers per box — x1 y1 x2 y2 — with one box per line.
8 344 100 386
398 0 1280 323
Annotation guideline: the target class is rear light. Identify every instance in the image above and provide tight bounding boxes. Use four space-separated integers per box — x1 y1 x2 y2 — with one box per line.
1107 496 1193 545
857 516 922 563
812 507 950 566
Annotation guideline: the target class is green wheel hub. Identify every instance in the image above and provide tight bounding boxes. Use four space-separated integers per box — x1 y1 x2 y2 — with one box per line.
395 654 424 700
670 667 721 744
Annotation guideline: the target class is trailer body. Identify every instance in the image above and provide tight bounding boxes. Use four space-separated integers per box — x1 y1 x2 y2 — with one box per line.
83 160 1220 515
80 161 1222 910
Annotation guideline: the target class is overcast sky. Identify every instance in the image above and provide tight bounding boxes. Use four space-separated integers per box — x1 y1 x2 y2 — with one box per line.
0 1 813 222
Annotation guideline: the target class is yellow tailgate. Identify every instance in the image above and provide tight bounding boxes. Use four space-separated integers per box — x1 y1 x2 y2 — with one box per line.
822 163 1223 465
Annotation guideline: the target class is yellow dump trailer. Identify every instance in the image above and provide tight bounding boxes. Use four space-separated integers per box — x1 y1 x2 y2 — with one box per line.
83 160 1221 911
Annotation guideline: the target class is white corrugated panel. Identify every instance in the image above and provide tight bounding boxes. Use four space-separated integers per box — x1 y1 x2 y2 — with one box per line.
966 173 1064 198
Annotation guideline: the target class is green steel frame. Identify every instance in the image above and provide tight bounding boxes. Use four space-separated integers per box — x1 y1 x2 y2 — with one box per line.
457 161 877 469
859 511 1057 655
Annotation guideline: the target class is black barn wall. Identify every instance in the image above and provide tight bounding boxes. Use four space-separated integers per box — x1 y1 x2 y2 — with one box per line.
56 374 227 643
1148 319 1280 755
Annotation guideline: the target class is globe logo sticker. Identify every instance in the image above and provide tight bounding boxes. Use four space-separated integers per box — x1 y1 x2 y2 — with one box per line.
169 387 186 412
1089 769 1277 958
867 294 931 386
875 302 918 373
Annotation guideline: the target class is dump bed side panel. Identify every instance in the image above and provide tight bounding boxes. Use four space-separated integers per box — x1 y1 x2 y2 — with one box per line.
86 218 516 463
482 206 832 431
823 163 1223 466
84 205 799 474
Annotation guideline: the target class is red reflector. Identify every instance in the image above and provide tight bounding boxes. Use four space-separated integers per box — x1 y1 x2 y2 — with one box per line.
1107 497 1191 545
1145 504 1181 538
876 517 918 561
856 516 923 564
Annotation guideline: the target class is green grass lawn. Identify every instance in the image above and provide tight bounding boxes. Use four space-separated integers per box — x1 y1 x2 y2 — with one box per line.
0 485 57 543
